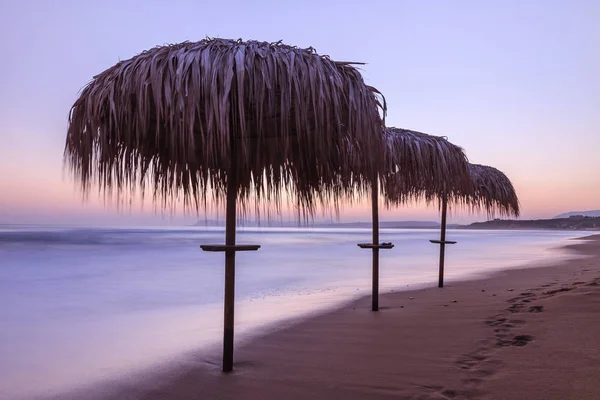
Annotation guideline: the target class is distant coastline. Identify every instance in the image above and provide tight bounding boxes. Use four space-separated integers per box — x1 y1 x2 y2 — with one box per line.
464 215 600 231
194 215 600 231
193 219 455 229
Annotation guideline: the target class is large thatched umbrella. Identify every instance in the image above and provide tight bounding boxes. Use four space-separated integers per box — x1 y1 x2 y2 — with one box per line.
64 38 386 371
386 162 520 288
360 127 472 311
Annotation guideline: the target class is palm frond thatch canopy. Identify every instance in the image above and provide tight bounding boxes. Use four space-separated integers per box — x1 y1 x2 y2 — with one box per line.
381 127 472 204
64 38 387 373
467 163 520 217
64 38 386 213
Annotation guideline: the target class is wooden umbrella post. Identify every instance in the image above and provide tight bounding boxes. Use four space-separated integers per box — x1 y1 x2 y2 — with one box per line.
357 176 394 311
438 196 448 288
429 194 456 288
222 162 237 372
371 179 379 311
200 143 260 373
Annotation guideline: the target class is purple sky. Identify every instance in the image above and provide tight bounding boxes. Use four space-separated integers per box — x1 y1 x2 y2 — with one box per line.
0 0 598 225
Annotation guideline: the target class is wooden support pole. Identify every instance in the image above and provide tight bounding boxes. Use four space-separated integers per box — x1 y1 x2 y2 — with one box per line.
371 178 379 311
222 158 237 372
438 196 448 288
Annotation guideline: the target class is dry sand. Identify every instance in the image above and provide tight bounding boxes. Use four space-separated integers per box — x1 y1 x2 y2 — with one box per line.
63 235 600 400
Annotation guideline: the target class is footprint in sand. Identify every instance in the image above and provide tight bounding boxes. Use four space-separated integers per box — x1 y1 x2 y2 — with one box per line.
456 348 490 371
457 359 478 370
508 292 538 306
485 317 507 327
424 386 472 400
543 287 574 295
585 278 600 286
507 304 524 313
441 389 459 398
508 292 535 303
494 320 521 333
512 335 535 347
497 334 535 347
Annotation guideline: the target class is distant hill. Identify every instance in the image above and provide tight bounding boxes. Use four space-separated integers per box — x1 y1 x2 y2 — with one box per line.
465 216 600 231
553 210 600 219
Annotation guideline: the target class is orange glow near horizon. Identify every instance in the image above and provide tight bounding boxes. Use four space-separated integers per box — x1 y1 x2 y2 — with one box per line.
1 124 598 225
1 159 598 225
0 129 598 225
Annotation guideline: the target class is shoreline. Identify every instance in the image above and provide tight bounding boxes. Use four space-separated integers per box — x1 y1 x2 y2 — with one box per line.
51 234 600 400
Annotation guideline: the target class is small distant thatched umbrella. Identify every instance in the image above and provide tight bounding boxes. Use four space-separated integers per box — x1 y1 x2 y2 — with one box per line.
465 164 520 218
387 162 520 288
64 38 386 371
360 127 472 311
430 163 520 287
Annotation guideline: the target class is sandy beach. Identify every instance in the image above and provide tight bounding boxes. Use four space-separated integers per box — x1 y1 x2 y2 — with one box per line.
60 234 600 400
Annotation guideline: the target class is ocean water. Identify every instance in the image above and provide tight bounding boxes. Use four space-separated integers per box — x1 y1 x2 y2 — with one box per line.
0 225 589 399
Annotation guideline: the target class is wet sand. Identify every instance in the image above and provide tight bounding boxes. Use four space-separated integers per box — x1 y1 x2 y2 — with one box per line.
62 235 600 400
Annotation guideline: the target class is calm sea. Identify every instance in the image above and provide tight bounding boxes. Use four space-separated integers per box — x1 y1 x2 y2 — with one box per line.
0 225 589 399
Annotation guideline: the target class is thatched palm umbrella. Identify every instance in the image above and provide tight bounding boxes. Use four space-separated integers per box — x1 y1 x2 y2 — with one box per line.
465 164 520 217
386 162 520 288
360 127 472 311
64 38 386 371
430 163 520 287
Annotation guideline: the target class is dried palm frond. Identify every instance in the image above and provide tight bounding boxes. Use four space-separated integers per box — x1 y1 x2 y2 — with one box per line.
64 38 386 216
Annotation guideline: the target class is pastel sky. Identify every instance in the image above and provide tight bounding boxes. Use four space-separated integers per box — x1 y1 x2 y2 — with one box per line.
1 0 598 226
